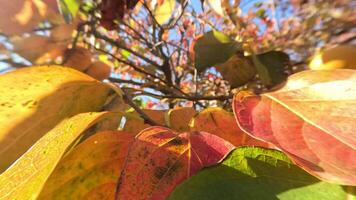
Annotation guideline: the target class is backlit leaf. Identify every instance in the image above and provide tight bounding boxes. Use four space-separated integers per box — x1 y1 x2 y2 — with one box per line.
38 131 134 200
166 107 196 132
0 66 111 172
205 0 225 16
123 109 166 134
251 51 289 87
0 112 119 200
169 147 350 200
233 69 356 185
193 31 242 72
154 0 176 25
116 126 235 200
190 107 270 147
58 0 81 22
0 0 45 35
216 54 257 88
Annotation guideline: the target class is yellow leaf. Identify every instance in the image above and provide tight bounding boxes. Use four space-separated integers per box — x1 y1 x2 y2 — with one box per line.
0 66 112 172
154 0 176 25
309 45 356 70
123 109 166 134
205 0 225 16
165 107 196 132
38 131 134 200
0 111 119 200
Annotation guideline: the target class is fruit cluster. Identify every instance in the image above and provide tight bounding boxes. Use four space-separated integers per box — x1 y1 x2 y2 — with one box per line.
63 47 112 81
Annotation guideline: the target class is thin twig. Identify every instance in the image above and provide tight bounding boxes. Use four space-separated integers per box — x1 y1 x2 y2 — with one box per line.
121 88 165 126
92 30 162 68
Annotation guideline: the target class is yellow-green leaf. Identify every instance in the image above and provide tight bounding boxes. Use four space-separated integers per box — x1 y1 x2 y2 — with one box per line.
0 66 111 172
154 0 176 25
0 111 119 200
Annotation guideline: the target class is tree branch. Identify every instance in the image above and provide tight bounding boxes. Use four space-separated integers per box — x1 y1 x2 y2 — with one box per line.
121 88 165 126
91 30 162 68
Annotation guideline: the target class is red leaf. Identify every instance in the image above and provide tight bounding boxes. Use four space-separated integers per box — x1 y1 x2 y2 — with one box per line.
116 127 234 200
233 69 356 185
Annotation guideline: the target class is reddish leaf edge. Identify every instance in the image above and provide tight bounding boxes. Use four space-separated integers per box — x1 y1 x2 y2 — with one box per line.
232 92 356 186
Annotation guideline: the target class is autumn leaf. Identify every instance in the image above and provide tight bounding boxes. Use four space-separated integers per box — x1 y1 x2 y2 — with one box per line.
11 35 50 62
116 126 235 200
166 107 196 132
38 131 134 200
154 0 176 25
190 107 271 147
0 66 112 172
233 69 356 185
99 0 139 30
0 112 120 200
58 0 81 22
169 147 350 200
123 109 166 134
205 0 225 16
0 0 44 35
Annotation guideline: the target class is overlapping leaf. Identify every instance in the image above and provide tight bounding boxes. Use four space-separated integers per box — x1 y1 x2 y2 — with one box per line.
190 107 270 147
123 109 166 134
169 147 350 200
216 54 257 88
166 107 196 132
116 127 235 200
0 66 112 172
233 69 356 185
38 131 134 200
251 51 289 87
193 31 242 72
0 112 119 200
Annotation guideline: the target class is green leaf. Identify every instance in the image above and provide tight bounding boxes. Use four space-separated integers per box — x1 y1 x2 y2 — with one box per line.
215 54 257 88
252 51 289 87
194 31 242 72
169 147 351 200
59 0 81 22
0 112 120 200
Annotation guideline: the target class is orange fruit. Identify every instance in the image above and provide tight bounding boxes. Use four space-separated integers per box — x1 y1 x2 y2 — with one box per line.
86 61 112 81
63 47 92 71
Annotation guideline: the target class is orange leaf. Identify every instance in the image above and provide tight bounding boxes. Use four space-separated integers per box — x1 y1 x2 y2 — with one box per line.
190 107 271 147
123 109 166 135
116 127 234 200
233 69 356 185
38 131 134 200
166 107 196 132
